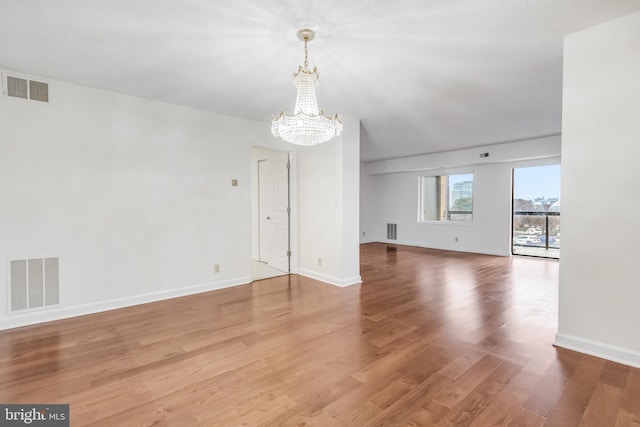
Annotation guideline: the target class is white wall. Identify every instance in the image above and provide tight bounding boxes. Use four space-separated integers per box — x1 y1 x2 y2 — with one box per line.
360 136 561 256
340 116 362 283
298 115 361 286
556 10 640 367
359 161 376 244
0 71 361 329
0 72 284 329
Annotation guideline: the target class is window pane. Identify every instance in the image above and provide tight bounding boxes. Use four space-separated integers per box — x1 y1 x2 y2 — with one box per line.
512 165 560 258
448 174 473 221
421 176 445 220
419 173 473 222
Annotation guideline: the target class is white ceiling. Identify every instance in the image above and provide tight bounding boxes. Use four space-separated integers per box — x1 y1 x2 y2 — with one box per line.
1 0 639 161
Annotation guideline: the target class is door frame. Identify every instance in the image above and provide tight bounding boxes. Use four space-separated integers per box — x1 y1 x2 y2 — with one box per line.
252 147 295 275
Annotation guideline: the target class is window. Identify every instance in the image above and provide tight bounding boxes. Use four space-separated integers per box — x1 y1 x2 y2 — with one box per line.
512 165 560 258
419 173 473 222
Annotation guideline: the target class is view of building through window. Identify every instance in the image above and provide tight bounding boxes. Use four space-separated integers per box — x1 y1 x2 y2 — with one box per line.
448 173 473 221
419 173 473 222
513 165 560 257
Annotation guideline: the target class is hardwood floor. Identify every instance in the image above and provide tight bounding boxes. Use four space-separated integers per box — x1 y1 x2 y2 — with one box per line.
1 243 639 426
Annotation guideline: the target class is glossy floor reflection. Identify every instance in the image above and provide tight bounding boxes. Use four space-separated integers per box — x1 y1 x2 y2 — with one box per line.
251 260 288 281
0 243 637 426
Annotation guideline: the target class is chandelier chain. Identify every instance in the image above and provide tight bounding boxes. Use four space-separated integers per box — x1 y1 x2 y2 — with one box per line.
304 38 309 68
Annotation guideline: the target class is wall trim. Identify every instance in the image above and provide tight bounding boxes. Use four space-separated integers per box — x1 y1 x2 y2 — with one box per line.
363 134 561 175
554 333 640 369
298 269 362 288
0 276 250 331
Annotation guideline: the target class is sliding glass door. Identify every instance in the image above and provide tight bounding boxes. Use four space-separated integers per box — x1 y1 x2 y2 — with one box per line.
512 165 560 259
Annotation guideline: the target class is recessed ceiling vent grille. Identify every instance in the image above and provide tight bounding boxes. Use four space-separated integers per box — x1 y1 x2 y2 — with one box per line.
5 74 49 103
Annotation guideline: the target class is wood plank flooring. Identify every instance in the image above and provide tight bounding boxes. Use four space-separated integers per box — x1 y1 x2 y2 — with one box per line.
1 243 639 426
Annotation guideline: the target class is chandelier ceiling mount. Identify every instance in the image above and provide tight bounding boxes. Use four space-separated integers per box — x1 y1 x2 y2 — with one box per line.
297 28 315 45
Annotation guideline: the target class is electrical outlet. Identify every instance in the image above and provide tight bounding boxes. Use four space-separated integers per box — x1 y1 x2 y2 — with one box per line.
214 264 220 273
318 258 322 266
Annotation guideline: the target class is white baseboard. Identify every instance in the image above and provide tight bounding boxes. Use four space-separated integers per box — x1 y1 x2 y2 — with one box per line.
0 276 250 331
298 268 361 287
554 333 640 369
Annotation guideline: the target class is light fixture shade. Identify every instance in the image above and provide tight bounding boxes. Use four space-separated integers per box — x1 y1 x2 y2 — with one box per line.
271 30 342 146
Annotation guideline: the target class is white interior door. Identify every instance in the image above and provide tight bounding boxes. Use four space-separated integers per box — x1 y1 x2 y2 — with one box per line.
258 152 289 272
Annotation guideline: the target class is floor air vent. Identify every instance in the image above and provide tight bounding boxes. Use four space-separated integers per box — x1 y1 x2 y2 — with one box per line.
9 257 59 312
387 223 397 240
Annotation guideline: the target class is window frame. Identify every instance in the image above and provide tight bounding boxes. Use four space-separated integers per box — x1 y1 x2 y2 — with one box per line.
418 172 474 224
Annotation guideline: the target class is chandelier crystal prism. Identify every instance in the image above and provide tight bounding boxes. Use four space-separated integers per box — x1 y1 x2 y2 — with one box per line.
271 29 342 146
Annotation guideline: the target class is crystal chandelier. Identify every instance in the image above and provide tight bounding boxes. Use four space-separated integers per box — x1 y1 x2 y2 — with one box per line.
271 29 342 146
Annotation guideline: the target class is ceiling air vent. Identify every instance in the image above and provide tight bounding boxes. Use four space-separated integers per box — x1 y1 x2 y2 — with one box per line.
4 73 49 103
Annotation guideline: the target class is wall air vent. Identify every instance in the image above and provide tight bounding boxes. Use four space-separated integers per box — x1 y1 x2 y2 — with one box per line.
29 80 49 102
387 223 397 240
7 76 28 99
9 257 59 312
3 73 49 103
